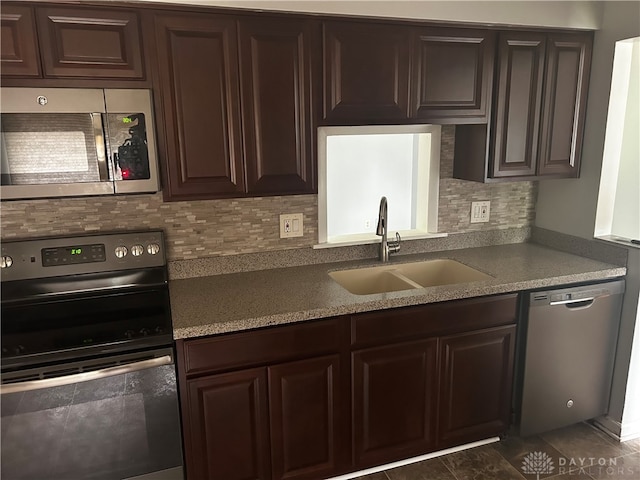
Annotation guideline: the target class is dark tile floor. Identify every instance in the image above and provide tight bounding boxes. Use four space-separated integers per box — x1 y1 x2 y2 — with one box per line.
355 423 640 480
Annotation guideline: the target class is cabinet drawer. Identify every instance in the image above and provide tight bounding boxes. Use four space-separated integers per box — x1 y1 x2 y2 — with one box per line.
180 317 343 377
351 294 518 348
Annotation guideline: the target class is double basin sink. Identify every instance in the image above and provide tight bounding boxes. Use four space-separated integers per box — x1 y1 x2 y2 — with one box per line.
329 259 492 295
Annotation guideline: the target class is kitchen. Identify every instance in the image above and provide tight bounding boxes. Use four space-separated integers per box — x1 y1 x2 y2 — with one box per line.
1 1 639 479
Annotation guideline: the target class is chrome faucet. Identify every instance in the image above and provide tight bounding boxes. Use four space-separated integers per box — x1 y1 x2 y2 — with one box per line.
376 196 401 262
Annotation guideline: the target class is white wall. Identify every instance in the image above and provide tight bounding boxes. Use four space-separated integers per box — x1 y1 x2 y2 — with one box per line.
137 0 603 29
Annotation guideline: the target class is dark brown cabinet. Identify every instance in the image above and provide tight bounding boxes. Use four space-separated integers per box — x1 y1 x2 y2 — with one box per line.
322 21 411 122
153 12 318 200
438 325 516 448
185 368 271 480
412 28 495 123
177 295 518 479
491 32 546 178
153 13 245 199
1 4 144 81
538 33 592 177
239 18 317 195
269 355 344 480
455 30 592 182
1 5 41 77
36 6 144 79
352 339 437 468
176 318 347 480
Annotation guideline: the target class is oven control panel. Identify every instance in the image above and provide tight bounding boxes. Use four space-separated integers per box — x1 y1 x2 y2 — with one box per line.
1 230 166 281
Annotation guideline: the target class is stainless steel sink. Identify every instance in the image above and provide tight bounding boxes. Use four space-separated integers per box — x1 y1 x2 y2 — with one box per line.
329 259 491 295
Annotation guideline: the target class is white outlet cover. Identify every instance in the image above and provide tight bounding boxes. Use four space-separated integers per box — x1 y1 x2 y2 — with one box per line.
280 213 304 238
470 201 490 223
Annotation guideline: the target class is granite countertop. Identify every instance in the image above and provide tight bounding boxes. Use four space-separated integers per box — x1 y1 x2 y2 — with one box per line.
169 243 626 339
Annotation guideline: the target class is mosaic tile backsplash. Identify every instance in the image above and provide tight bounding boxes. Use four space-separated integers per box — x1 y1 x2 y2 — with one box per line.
0 126 538 261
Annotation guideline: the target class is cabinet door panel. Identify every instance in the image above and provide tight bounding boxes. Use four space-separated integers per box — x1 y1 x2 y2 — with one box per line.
438 325 515 448
36 7 143 79
323 21 411 122
492 33 546 178
538 33 591 177
154 14 245 199
353 339 437 468
1 5 41 77
269 355 345 480
239 18 316 194
413 28 494 123
185 368 270 480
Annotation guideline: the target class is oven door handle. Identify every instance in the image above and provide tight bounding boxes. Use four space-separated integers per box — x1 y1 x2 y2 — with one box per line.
0 354 173 395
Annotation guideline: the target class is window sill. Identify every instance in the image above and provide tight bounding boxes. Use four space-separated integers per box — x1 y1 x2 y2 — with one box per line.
313 232 448 249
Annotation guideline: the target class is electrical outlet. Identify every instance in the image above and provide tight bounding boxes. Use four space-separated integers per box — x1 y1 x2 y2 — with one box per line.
280 213 304 238
470 201 490 223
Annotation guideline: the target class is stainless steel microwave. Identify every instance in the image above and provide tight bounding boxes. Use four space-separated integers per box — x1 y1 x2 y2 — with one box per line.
0 88 160 200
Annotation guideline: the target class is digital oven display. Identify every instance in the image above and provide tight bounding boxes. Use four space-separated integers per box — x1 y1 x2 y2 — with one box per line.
42 244 106 267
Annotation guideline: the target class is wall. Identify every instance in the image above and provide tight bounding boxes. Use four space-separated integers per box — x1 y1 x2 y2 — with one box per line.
0 127 537 261
140 0 603 29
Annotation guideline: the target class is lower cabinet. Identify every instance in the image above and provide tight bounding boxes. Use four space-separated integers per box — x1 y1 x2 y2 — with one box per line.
177 294 518 479
186 368 271 480
177 318 348 480
438 325 516 448
352 339 438 469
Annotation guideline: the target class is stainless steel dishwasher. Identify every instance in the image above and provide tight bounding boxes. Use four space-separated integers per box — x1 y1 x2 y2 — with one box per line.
519 280 625 436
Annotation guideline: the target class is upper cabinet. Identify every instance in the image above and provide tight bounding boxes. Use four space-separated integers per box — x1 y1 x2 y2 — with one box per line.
239 18 317 195
455 30 593 182
153 13 245 199
322 21 412 123
152 11 318 201
412 28 495 124
1 5 41 77
322 22 495 126
1 4 146 82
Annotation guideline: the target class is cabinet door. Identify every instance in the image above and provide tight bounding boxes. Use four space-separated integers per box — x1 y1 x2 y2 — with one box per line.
323 21 411 122
269 355 346 480
352 339 437 469
1 5 41 78
538 32 592 177
36 6 143 79
239 18 317 195
491 32 546 178
185 368 270 480
413 28 494 123
154 13 245 200
438 325 516 448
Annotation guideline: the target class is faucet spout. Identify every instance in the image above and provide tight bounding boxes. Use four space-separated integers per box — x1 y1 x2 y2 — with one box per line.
375 196 400 262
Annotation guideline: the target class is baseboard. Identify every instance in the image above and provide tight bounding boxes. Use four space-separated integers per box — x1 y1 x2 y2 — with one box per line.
326 437 500 480
594 416 640 442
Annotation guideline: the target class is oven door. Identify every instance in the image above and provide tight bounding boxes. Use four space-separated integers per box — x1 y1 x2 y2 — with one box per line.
1 348 184 480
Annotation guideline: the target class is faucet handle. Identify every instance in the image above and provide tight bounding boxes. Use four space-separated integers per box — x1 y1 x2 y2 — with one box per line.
389 232 401 254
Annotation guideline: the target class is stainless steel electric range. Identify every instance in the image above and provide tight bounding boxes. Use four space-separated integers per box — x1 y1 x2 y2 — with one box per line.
0 230 184 480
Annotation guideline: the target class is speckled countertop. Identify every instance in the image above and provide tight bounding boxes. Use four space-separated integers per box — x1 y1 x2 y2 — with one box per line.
169 243 626 339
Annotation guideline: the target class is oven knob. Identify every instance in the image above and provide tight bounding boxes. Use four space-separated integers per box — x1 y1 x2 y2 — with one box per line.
13 345 26 355
147 243 160 255
139 328 150 336
124 330 135 339
114 246 128 258
131 244 144 257
1 256 13 268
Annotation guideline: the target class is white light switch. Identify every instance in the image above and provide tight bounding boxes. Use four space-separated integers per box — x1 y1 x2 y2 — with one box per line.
280 213 304 238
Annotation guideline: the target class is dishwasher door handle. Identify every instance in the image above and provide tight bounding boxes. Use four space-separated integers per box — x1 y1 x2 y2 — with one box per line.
549 297 595 308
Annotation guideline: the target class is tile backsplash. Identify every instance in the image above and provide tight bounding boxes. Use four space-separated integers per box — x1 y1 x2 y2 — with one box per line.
0 126 537 261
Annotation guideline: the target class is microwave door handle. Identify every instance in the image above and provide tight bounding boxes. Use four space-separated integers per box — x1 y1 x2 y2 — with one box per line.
0 355 173 395
91 113 109 182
